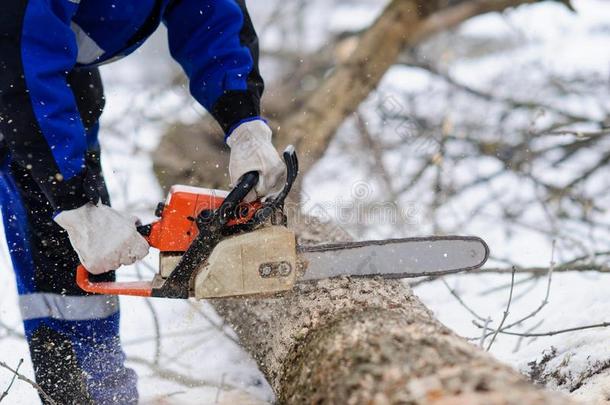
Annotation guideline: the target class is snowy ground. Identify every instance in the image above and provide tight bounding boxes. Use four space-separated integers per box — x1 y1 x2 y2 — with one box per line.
1 0 610 404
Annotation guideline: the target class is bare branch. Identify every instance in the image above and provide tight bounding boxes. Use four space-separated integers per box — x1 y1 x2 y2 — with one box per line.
127 356 236 390
441 278 487 322
497 322 610 337
513 319 544 353
0 360 57 405
479 317 492 349
279 0 559 172
487 266 516 351
0 359 22 402
475 264 610 274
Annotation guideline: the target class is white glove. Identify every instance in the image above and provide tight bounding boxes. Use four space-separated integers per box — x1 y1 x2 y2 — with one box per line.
54 202 150 275
227 120 284 200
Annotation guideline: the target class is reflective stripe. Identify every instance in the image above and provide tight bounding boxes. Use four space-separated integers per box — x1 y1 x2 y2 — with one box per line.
70 22 105 64
68 0 80 4
19 293 119 321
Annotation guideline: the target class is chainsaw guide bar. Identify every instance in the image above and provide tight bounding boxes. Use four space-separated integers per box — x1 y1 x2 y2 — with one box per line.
298 235 489 281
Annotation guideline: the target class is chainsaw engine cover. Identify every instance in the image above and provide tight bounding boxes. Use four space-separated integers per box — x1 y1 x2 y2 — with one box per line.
193 226 297 299
148 185 262 253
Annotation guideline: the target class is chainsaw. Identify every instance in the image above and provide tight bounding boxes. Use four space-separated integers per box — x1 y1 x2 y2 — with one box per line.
76 146 489 299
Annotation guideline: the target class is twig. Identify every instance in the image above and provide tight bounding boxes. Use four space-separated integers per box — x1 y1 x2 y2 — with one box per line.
486 266 516 351
441 278 486 322
122 327 210 346
135 263 163 366
505 242 555 328
543 129 610 138
408 276 438 287
472 263 610 275
561 250 610 267
475 244 556 339
479 317 491 349
497 322 610 337
214 373 226 404
513 319 544 353
409 60 595 124
145 298 162 366
127 356 235 390
0 360 57 405
186 302 240 345
355 110 400 203
0 359 22 402
480 274 540 296
510 277 540 304
161 331 216 365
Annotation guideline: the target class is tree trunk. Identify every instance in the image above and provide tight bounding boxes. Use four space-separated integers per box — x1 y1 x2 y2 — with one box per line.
214 283 575 404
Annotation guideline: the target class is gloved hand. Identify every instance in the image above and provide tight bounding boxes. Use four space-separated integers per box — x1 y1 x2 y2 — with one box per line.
227 120 285 200
54 202 149 275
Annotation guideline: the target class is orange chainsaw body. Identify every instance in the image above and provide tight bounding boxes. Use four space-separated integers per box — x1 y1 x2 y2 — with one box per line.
147 185 261 252
76 185 262 298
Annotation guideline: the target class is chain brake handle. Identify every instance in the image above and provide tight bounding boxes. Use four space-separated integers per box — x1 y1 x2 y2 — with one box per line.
254 146 299 224
219 145 298 225
272 145 299 208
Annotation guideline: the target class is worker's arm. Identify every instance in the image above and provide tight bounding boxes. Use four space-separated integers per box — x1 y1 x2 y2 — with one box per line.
0 0 95 212
163 0 265 136
164 0 284 198
0 0 148 273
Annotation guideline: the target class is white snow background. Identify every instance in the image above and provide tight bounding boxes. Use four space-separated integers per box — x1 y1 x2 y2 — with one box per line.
0 0 610 403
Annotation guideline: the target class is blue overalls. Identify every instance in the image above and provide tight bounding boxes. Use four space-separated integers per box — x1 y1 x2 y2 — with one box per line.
0 0 264 402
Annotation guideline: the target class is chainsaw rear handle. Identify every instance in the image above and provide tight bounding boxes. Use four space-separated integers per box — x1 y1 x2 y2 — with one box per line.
76 265 154 297
76 224 156 297
76 171 261 297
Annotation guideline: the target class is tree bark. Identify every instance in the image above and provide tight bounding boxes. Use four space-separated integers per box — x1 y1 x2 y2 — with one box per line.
215 284 575 404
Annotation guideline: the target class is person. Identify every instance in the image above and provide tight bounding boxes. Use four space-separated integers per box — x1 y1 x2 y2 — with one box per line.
0 1 284 403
